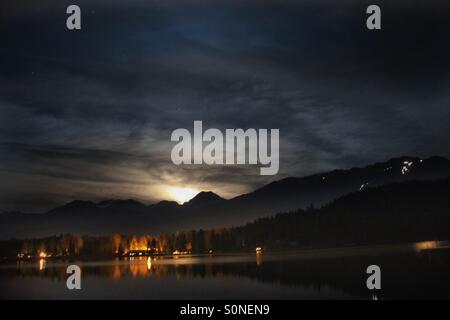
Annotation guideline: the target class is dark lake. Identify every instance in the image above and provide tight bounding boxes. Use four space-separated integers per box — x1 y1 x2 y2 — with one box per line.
1 241 450 299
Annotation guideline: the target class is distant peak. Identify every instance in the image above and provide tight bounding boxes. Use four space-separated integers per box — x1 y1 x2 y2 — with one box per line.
65 200 96 207
375 156 449 170
47 200 98 214
154 200 180 208
194 191 223 199
423 156 450 163
184 191 225 206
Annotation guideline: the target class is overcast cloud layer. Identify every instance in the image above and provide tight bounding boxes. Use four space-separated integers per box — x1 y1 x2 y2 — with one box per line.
1 0 450 212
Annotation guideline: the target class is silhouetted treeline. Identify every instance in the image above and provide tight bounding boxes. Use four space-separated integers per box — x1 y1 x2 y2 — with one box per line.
241 179 450 249
1 179 449 258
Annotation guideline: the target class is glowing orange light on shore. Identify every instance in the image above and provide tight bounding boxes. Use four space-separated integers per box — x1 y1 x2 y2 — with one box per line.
414 241 438 251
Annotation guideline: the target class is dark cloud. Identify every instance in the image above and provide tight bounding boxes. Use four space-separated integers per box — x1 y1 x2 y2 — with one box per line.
1 0 450 211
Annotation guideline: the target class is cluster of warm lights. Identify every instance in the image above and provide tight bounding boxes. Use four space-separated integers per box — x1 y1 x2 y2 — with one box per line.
414 241 438 251
172 250 191 255
128 245 149 251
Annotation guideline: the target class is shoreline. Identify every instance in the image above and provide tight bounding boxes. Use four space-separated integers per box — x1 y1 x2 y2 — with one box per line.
3 239 450 265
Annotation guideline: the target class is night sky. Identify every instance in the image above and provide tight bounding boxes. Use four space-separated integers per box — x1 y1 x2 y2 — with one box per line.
1 0 450 212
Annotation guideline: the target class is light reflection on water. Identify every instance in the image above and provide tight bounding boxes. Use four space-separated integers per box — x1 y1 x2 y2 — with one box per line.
1 243 450 299
39 259 46 271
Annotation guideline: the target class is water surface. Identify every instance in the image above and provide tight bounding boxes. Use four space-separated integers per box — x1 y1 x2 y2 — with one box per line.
1 242 449 299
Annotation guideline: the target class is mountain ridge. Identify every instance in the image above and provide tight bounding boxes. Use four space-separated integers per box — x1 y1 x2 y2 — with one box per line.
5 155 448 215
1 155 450 239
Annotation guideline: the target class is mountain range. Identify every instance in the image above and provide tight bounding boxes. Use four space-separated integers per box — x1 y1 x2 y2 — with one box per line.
1 156 450 239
